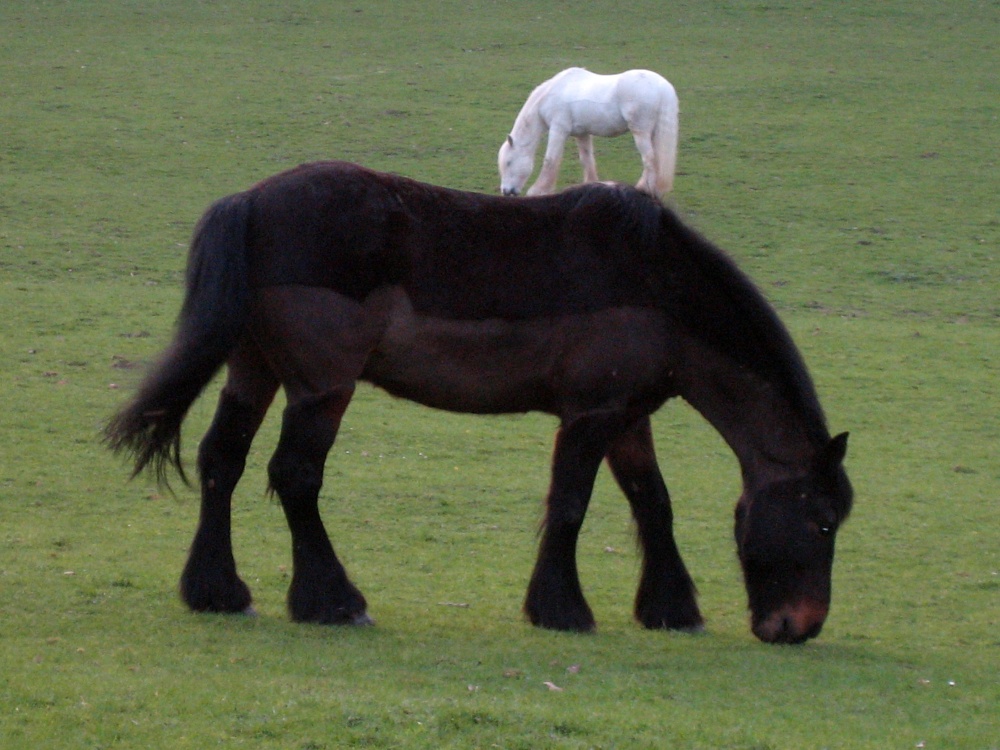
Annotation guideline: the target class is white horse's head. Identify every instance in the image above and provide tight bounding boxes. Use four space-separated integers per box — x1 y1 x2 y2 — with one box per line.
498 135 534 196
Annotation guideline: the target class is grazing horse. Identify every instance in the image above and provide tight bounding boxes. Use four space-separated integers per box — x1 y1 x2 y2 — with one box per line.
105 161 852 644
498 67 679 198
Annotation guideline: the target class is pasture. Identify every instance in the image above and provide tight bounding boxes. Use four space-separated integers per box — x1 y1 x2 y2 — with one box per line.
1 0 997 747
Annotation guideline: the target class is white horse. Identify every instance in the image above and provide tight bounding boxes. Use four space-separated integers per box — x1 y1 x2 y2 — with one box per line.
498 67 679 198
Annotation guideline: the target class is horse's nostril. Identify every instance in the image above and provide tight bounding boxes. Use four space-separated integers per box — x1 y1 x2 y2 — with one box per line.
767 616 794 643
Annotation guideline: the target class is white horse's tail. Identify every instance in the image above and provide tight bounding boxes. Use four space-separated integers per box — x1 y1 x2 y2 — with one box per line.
652 85 680 195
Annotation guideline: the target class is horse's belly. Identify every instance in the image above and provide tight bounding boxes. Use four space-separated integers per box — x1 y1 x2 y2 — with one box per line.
361 295 677 416
363 313 557 414
567 102 628 138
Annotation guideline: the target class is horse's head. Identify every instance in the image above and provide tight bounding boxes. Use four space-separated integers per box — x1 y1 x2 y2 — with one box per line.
734 433 852 644
498 134 534 196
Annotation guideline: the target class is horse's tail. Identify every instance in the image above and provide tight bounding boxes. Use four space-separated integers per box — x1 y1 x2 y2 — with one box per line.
104 191 254 486
652 82 680 196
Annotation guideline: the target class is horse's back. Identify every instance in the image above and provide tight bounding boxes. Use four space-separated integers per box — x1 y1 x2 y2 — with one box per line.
615 70 676 105
554 68 672 97
246 163 664 320
539 69 675 135
240 163 679 417
402 182 671 321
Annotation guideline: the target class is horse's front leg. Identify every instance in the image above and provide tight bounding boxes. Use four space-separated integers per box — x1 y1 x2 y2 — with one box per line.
268 388 371 625
605 417 703 631
182 344 277 614
575 134 599 183
630 129 660 197
525 412 627 631
528 128 568 195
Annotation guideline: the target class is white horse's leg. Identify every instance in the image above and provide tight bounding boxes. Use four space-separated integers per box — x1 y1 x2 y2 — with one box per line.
630 129 660 197
576 135 599 183
528 129 568 196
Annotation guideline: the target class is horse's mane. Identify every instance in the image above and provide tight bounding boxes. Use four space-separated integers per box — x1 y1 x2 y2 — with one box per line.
556 180 663 249
407 178 827 443
510 67 583 137
393 179 824 439
654 206 830 443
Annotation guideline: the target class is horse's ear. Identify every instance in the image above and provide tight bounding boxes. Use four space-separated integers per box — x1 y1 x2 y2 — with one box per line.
814 432 849 473
507 134 514 148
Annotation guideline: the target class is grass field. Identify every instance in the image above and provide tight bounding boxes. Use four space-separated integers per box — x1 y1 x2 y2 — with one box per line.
1 1 997 748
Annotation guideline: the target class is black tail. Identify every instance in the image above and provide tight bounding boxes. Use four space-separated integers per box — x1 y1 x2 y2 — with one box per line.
104 192 254 485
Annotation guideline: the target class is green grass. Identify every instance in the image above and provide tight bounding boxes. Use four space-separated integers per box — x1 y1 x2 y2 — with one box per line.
1 1 997 748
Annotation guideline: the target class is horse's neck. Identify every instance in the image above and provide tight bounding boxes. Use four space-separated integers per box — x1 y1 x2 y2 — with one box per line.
677 340 823 483
511 88 549 147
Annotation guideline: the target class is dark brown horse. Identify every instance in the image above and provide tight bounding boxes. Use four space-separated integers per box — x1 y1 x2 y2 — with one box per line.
105 161 852 644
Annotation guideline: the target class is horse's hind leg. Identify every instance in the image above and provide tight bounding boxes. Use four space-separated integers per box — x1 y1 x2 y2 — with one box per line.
268 387 370 625
605 417 703 631
256 286 379 625
575 135 599 183
630 129 660 197
181 341 278 614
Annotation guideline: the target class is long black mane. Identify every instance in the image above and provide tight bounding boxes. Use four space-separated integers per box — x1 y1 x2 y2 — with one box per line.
650 204 829 445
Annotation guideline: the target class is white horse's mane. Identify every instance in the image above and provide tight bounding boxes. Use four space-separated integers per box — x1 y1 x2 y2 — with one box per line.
509 67 580 139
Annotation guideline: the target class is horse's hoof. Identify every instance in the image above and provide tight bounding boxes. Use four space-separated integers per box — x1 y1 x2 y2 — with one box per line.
242 605 259 618
639 616 705 633
292 605 374 626
527 612 596 633
675 623 706 635
350 612 374 626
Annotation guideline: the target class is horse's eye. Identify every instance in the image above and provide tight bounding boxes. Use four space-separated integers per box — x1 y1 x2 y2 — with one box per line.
809 519 835 537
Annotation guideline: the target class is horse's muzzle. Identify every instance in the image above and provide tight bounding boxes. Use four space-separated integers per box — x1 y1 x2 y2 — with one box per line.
501 187 519 197
751 598 828 644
